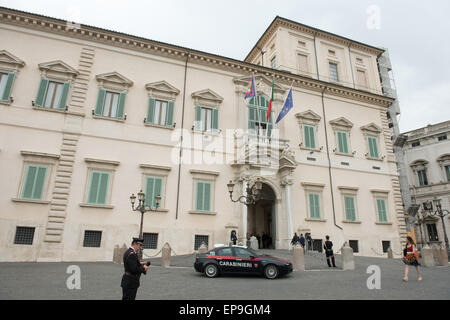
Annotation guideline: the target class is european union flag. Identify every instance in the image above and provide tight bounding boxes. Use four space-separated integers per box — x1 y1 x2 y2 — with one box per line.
275 87 293 124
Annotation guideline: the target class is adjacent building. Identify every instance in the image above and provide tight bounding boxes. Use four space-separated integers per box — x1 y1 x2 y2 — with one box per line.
0 8 405 261
398 121 450 249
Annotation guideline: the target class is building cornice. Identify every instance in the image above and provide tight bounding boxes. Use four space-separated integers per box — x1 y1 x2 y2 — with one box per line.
0 7 393 108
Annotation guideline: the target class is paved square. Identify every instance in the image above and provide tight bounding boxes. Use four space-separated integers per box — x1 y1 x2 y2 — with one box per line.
0 250 449 300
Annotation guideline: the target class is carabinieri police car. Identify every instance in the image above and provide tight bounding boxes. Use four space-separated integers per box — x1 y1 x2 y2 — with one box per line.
194 246 293 279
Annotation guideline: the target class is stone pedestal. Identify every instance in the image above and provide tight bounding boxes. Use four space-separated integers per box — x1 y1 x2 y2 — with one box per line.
438 246 448 266
432 245 440 263
292 245 305 271
387 247 393 259
342 244 355 270
249 236 259 250
421 245 435 267
198 243 208 254
161 242 171 268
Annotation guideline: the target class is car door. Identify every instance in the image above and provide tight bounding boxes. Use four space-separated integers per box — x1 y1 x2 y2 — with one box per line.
232 247 259 274
215 247 236 274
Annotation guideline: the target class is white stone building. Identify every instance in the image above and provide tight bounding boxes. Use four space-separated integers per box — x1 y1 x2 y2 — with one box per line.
0 8 406 261
399 121 450 249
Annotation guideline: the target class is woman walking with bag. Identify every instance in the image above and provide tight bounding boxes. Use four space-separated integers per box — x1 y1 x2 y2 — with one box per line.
402 236 422 282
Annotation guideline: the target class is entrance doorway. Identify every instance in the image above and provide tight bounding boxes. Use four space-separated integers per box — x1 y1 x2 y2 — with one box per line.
247 183 276 249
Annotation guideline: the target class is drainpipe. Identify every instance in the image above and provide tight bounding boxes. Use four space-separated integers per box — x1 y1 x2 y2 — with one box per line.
175 51 189 220
348 42 356 89
321 87 343 231
313 31 320 80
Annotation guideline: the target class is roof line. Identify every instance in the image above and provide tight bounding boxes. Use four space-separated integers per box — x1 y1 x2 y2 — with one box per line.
245 16 385 61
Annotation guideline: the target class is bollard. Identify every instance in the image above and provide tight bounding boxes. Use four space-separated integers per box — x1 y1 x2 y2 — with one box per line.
341 243 355 270
421 245 435 267
432 244 440 263
387 247 393 259
198 242 208 254
161 242 171 268
113 245 119 263
438 246 448 266
292 244 305 271
249 236 259 250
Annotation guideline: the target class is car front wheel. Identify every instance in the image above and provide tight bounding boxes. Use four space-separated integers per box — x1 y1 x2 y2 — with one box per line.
264 264 279 279
204 264 219 278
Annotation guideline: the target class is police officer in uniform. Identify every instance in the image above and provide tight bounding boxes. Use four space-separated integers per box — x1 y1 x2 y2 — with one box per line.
121 237 150 300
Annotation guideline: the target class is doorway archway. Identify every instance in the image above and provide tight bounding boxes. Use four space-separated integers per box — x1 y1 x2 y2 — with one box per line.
247 183 277 249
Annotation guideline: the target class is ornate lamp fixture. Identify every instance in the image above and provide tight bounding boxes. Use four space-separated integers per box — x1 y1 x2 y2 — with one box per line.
227 177 263 206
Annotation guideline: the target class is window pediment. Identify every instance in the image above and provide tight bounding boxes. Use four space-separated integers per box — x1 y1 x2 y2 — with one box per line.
145 81 180 101
329 117 353 131
191 89 223 108
38 60 78 81
410 159 428 171
360 123 382 134
295 109 321 124
0 50 25 71
95 72 133 91
437 154 450 166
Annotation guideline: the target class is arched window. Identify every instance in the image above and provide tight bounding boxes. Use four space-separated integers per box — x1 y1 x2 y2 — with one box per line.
248 95 274 136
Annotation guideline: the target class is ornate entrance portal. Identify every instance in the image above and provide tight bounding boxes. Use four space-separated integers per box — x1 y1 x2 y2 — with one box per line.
247 184 276 249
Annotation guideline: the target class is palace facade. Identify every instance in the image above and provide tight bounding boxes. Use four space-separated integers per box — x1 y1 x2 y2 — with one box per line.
0 8 405 261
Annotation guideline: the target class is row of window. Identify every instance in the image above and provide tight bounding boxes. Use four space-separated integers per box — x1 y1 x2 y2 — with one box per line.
306 190 389 223
411 134 447 148
12 226 208 251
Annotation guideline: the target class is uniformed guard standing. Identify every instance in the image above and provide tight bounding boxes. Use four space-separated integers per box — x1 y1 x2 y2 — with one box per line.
121 237 150 300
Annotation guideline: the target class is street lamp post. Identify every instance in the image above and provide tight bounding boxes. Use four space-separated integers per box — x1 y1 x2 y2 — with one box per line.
130 190 161 258
424 197 450 256
227 177 263 206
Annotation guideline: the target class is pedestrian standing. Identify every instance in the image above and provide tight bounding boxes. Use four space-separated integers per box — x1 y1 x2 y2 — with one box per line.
291 232 300 246
306 233 312 251
230 230 237 245
121 237 150 300
402 236 422 282
299 233 305 250
324 235 337 268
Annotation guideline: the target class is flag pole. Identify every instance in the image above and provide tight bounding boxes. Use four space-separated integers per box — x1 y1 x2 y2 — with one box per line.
254 74 262 138
266 76 274 140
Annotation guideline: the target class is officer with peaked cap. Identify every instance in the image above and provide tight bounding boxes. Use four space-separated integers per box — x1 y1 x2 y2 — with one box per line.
121 237 149 300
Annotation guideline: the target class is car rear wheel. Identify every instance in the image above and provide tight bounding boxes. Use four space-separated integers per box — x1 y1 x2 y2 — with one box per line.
204 264 219 278
264 264 279 279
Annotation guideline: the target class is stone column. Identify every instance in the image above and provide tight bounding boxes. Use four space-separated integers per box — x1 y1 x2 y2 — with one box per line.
281 177 294 247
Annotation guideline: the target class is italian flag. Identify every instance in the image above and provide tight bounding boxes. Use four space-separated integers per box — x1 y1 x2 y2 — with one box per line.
267 78 274 122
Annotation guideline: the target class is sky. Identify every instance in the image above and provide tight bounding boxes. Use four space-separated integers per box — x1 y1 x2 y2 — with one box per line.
1 0 449 133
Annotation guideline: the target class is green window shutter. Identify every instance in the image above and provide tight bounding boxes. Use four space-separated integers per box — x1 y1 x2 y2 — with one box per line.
309 193 320 219
97 173 109 205
212 108 218 132
32 167 47 200
22 165 47 200
22 165 37 199
116 93 126 119
338 132 348 153
377 199 387 222
368 137 379 158
145 177 155 207
147 98 155 124
88 172 100 204
345 196 356 221
35 78 49 107
153 177 162 208
304 125 316 149
196 182 204 211
2 72 16 101
166 101 174 127
94 89 106 116
195 106 202 131
203 182 211 212
248 106 256 130
57 82 70 110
